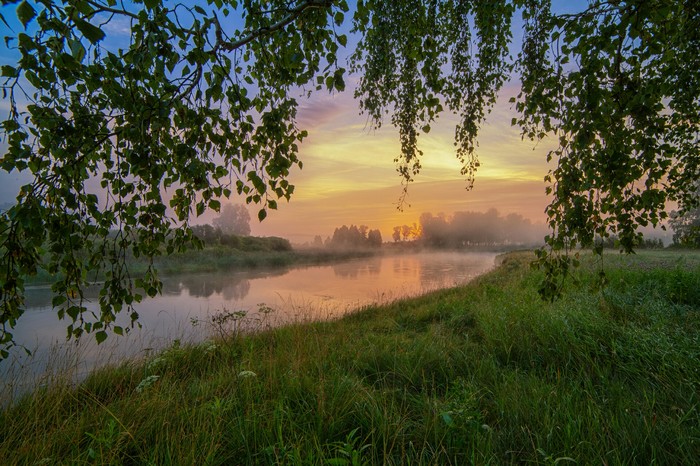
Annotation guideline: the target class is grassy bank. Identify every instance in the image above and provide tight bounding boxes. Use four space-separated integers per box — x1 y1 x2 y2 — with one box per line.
1 251 699 464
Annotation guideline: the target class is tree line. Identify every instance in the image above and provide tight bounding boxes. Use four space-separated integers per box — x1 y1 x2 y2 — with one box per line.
326 225 383 249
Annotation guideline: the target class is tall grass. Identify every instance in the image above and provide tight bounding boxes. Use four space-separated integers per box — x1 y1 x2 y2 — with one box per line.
1 250 699 464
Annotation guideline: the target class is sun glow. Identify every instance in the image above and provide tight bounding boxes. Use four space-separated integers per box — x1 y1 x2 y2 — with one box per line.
246 84 556 243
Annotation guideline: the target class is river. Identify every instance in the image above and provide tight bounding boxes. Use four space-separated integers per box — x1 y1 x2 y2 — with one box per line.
2 251 496 401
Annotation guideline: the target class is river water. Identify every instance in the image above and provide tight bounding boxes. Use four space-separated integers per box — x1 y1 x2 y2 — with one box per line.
2 251 496 400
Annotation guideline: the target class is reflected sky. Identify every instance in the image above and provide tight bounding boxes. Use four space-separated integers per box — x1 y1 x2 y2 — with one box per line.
3 252 496 398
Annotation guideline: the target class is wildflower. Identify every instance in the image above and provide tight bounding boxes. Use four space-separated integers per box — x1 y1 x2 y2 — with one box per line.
146 356 165 371
135 375 160 393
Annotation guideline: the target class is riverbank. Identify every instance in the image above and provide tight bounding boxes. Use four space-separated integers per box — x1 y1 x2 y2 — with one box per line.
25 242 381 285
2 250 699 464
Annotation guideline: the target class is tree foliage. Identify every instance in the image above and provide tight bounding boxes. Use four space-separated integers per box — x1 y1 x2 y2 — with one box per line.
669 181 700 247
212 203 251 236
352 0 699 299
0 0 349 356
391 223 420 242
1 0 699 357
328 224 382 249
519 0 700 297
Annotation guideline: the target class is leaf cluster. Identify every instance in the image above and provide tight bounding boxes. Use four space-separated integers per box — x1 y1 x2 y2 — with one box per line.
518 1 700 298
0 0 349 357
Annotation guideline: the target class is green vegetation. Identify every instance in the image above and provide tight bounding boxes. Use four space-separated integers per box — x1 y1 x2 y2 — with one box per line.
2 250 699 464
3 0 699 357
26 237 379 285
150 244 378 275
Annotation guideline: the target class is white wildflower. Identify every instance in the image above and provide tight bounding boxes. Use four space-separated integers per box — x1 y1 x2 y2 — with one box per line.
135 375 160 393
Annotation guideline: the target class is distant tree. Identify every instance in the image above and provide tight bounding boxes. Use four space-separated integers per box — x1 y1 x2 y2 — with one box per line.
367 229 383 247
595 234 665 250
359 225 369 239
191 224 220 246
670 183 700 248
400 225 411 242
329 224 381 249
213 204 251 236
391 223 422 242
392 226 402 243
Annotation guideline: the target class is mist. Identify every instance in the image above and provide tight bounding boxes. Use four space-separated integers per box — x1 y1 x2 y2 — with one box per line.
417 208 547 248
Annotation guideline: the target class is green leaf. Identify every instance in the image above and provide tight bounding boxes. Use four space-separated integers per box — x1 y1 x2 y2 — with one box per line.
66 305 80 321
69 39 86 62
16 1 36 28
75 18 106 43
258 209 267 222
1 65 17 77
51 295 67 307
333 70 345 91
95 331 107 344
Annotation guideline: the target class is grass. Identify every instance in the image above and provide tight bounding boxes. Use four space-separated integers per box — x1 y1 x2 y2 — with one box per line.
1 250 699 464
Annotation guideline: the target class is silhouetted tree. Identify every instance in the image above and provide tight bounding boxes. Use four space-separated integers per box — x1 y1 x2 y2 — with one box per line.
329 224 382 249
392 226 402 243
191 224 220 245
367 229 383 247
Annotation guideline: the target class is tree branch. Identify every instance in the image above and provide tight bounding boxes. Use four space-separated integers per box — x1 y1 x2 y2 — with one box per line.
215 0 333 52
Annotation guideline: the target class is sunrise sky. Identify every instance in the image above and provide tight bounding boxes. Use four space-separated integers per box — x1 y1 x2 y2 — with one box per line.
245 78 555 242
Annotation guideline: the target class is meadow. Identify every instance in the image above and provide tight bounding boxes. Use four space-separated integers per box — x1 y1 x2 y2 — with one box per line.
1 250 698 464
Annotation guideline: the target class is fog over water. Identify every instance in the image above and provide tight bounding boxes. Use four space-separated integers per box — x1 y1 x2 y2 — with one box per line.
2 251 496 402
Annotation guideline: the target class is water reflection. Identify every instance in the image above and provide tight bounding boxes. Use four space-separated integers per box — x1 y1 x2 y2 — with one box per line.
3 252 497 401
332 257 382 278
169 273 253 300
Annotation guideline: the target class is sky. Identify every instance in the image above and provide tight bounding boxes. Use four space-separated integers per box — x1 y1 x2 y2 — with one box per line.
246 78 555 243
0 1 671 244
